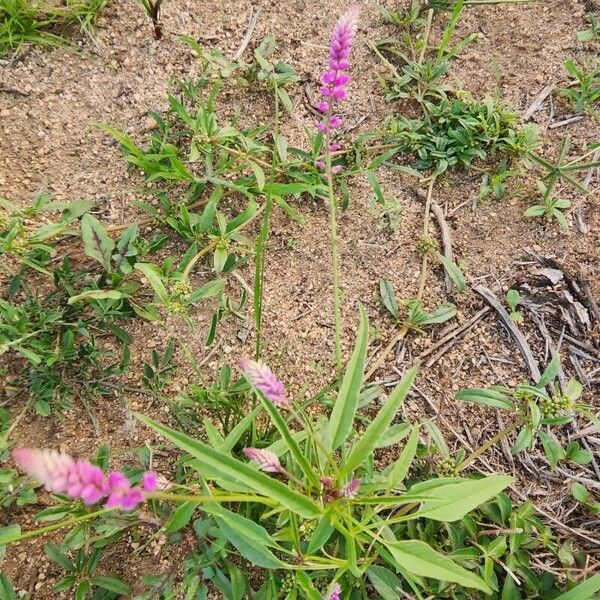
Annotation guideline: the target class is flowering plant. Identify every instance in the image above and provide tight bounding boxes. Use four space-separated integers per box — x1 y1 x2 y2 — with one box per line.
135 308 513 596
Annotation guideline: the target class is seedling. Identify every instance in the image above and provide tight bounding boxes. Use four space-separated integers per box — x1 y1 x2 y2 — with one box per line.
559 59 600 117
136 0 164 39
506 289 523 322
577 12 600 42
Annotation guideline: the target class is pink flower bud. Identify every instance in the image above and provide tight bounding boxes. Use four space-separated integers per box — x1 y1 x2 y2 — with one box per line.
316 160 326 170
240 358 289 406
342 478 360 499
317 101 330 113
142 471 158 492
328 583 342 600
331 87 346 101
329 115 341 128
244 448 284 474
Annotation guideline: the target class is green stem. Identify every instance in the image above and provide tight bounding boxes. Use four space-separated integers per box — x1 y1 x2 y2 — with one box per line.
2 509 109 545
150 491 278 506
253 84 279 359
325 115 343 377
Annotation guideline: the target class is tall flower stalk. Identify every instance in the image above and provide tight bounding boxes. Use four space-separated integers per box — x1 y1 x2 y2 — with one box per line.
316 7 360 375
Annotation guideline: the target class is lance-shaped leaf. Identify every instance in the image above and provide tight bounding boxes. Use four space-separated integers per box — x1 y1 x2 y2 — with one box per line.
385 539 491 594
406 475 514 522
257 394 320 487
134 263 169 304
455 388 515 411
205 504 287 569
136 414 320 518
552 574 600 600
340 364 418 477
328 305 369 451
80 214 114 270
387 424 420 490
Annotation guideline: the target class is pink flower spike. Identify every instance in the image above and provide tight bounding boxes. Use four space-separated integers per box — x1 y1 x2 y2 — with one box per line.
142 471 158 493
13 448 105 504
240 358 289 406
244 448 284 474
317 101 330 113
329 143 341 152
329 115 341 128
105 471 145 511
327 583 342 600
342 478 360 499
321 71 336 85
316 160 326 170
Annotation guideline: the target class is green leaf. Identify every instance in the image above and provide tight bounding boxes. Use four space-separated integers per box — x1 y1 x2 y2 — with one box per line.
221 406 262 453
410 475 514 521
328 305 369 451
539 430 566 469
67 290 126 305
44 542 74 571
512 425 534 454
80 214 115 270
375 422 411 449
341 364 418 477
380 278 399 320
572 482 589 503
564 378 583 402
210 508 285 569
187 279 225 304
419 302 457 326
455 388 515 410
538 353 560 388
257 394 320 487
134 263 169 304
506 289 520 312
164 501 198 533
366 171 385 204
306 510 335 554
91 576 132 596
387 424 420 489
250 161 266 191
205 504 280 550
423 418 449 457
136 414 320 518
386 539 491 594
0 524 20 546
368 565 404 600
552 575 600 600
565 442 592 465
437 253 466 293
524 205 546 217
75 580 91 600
295 572 322 600
0 574 16 600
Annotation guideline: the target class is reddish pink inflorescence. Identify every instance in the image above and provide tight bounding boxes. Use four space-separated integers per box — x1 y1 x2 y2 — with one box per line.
327 583 342 600
315 6 360 171
243 448 284 474
13 448 157 511
240 358 289 406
